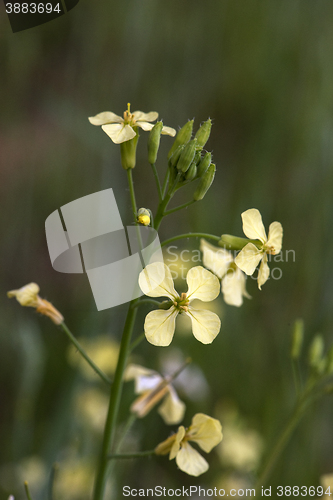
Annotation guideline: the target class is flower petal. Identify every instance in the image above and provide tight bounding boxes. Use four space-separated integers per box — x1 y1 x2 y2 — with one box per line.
186 266 220 302
101 123 136 144
132 111 159 122
235 243 263 275
161 125 176 137
158 386 186 425
200 239 233 279
155 433 177 456
241 209 267 243
88 111 123 126
221 268 250 307
267 221 283 254
176 442 209 476
124 364 162 393
7 282 40 307
186 307 221 344
187 413 223 452
136 121 154 132
258 253 270 290
139 262 178 299
170 426 186 459
144 308 178 346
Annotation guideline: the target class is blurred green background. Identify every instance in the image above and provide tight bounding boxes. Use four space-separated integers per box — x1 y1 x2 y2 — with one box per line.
1 1 333 498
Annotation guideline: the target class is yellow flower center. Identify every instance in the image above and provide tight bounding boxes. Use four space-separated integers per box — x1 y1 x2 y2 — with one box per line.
123 102 136 126
264 244 276 255
173 292 189 313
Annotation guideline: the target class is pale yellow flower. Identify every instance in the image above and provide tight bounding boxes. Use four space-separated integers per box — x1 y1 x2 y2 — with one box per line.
88 103 176 144
155 413 222 476
200 239 251 307
7 283 64 324
319 473 333 499
124 364 185 424
235 208 283 289
138 263 221 346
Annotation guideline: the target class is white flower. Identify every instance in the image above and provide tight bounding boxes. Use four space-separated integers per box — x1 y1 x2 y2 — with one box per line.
88 103 176 144
138 263 221 346
235 208 283 289
200 239 251 307
124 364 185 425
155 413 223 476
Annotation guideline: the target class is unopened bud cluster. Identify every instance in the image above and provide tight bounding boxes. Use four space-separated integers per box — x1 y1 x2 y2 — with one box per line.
167 119 215 201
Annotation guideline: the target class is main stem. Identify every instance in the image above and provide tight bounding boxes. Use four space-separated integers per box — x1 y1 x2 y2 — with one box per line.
255 398 307 493
93 301 138 500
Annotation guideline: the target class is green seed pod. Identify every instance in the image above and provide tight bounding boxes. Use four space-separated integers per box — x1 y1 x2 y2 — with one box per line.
194 119 212 148
168 120 194 159
197 152 212 177
168 144 185 169
177 139 197 173
193 163 216 201
291 319 304 360
120 130 139 169
308 334 325 372
148 121 163 165
185 162 197 181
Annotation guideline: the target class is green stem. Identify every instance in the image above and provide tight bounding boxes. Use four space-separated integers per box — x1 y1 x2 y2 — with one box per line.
150 163 163 201
164 200 196 216
131 299 161 309
127 169 137 219
154 172 181 230
93 302 138 500
161 232 220 247
24 482 33 500
60 323 111 386
161 168 170 199
107 450 155 460
255 396 309 493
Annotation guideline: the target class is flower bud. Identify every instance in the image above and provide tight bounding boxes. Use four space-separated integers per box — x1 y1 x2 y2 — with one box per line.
194 119 212 148
193 150 202 166
291 319 304 360
177 139 197 173
148 121 163 165
193 163 216 201
308 334 325 372
185 162 197 181
218 235 261 251
197 152 212 177
137 208 151 226
168 120 194 159
168 144 185 169
120 130 139 169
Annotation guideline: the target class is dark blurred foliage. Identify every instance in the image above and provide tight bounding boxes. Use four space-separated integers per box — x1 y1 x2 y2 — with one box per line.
1 1 333 498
